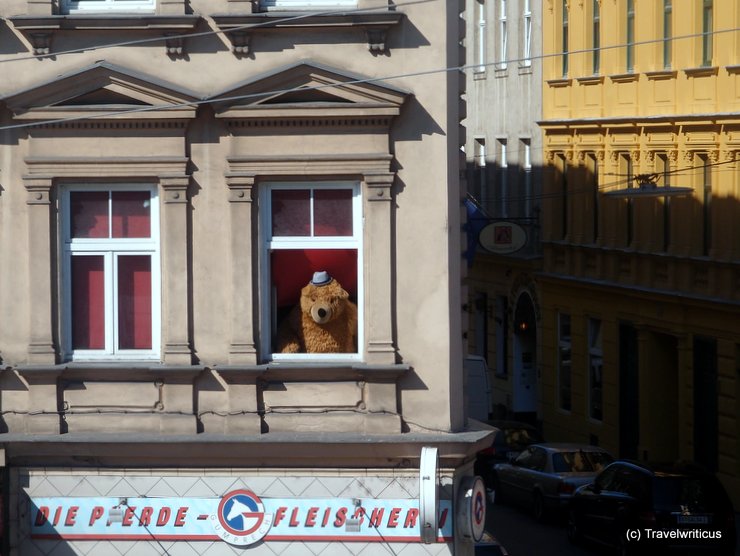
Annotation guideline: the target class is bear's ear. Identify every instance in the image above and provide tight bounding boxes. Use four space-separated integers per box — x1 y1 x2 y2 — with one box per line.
336 284 349 300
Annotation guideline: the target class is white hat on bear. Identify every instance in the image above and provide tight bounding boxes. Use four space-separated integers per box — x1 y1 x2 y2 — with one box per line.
311 271 332 286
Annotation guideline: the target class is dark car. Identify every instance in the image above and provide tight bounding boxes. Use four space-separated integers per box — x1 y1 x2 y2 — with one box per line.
492 443 614 521
475 421 544 492
567 460 737 555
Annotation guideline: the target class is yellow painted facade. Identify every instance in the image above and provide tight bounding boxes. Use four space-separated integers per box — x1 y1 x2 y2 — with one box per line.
540 0 740 504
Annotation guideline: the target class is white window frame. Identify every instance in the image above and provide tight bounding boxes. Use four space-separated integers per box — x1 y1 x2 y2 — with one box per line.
587 317 603 422
61 184 161 361
260 0 357 11
557 312 572 412
498 138 508 218
497 0 508 69
521 138 532 218
475 0 487 73
259 181 364 362
62 0 156 14
522 0 532 66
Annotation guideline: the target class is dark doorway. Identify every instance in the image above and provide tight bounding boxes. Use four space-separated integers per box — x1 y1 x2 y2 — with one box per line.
619 322 639 459
693 336 718 472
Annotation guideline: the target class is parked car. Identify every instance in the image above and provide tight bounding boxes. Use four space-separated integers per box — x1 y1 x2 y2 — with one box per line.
475 420 544 492
567 460 736 555
491 443 614 521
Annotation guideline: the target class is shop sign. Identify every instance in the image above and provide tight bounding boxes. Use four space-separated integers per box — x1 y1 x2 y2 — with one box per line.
478 221 527 254
30 490 453 546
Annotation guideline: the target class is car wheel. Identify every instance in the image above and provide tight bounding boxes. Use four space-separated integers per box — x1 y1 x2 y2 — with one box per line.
532 490 545 522
566 509 581 545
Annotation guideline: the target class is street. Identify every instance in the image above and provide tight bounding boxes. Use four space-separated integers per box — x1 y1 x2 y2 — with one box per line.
486 500 596 556
486 500 740 556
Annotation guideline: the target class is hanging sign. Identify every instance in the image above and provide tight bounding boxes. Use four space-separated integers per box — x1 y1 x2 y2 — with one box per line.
479 221 527 254
30 491 453 546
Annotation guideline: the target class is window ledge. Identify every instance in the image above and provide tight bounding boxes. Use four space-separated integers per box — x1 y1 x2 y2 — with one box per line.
16 363 206 382
211 11 404 56
576 75 604 86
645 69 677 81
473 69 487 80
215 363 409 382
546 78 572 88
518 63 533 75
609 72 639 83
684 66 719 78
727 65 740 75
8 14 201 56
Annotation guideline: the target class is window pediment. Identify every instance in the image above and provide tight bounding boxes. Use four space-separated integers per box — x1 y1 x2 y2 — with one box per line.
212 61 408 125
4 61 199 125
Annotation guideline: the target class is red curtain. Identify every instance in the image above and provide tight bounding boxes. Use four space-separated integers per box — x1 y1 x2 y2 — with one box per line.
71 256 105 349
117 255 152 350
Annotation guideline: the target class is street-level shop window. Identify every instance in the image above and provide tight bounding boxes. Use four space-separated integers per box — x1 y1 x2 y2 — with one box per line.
61 185 161 361
61 0 156 13
261 182 362 359
259 0 356 10
557 312 572 412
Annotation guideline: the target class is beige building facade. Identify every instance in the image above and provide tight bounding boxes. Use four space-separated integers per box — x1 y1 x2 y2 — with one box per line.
0 0 491 554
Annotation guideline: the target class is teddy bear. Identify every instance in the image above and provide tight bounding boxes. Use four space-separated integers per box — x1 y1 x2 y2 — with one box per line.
276 271 358 354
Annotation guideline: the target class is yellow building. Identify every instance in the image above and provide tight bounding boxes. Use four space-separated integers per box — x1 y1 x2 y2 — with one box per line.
540 0 740 504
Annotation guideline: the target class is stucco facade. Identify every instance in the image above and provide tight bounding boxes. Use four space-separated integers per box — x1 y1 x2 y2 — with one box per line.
462 0 544 422
539 0 740 505
0 0 491 553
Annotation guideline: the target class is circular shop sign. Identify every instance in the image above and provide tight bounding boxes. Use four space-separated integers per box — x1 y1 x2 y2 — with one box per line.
457 476 486 542
211 489 273 546
479 221 527 254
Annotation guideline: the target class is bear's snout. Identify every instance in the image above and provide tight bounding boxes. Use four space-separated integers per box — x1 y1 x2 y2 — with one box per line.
310 302 333 324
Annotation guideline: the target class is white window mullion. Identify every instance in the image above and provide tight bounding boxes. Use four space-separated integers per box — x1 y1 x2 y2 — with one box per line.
106 252 116 356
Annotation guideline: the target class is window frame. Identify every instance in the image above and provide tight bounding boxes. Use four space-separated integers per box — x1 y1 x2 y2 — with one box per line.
259 0 357 11
259 181 364 362
61 0 156 14
60 184 161 362
587 317 603 422
557 311 572 412
497 0 508 70
521 0 532 67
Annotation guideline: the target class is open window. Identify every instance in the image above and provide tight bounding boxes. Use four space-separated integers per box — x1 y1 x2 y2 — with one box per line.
261 182 362 360
61 185 161 361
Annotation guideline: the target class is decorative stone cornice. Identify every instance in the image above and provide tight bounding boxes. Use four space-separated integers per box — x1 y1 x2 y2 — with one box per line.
8 15 200 56
211 12 404 56
364 172 395 203
24 156 189 179
226 154 393 177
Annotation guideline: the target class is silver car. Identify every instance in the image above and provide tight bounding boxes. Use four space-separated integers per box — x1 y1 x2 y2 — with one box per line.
492 443 614 521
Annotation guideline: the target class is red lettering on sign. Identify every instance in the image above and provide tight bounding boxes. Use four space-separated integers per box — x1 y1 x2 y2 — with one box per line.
53 507 62 526
35 507 49 526
156 507 171 526
273 506 287 527
122 507 136 527
139 507 153 526
305 507 318 527
65 507 79 527
369 508 384 527
89 506 105 526
352 508 364 525
322 507 331 527
333 507 347 527
387 507 400 528
175 507 188 527
439 508 448 528
289 507 300 527
404 508 419 528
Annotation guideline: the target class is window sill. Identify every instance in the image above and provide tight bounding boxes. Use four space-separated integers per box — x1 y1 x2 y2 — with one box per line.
518 64 533 75
473 69 487 80
8 14 200 55
211 11 404 56
609 72 639 83
727 65 740 75
684 66 719 78
645 69 677 81
16 363 206 382
546 78 571 88
217 362 410 382
576 75 604 86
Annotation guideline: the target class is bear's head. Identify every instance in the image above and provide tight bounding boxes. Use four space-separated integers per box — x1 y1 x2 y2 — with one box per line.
300 271 350 325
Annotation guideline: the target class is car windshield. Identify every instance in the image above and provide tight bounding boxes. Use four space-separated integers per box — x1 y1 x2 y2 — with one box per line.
552 450 613 473
653 475 729 512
